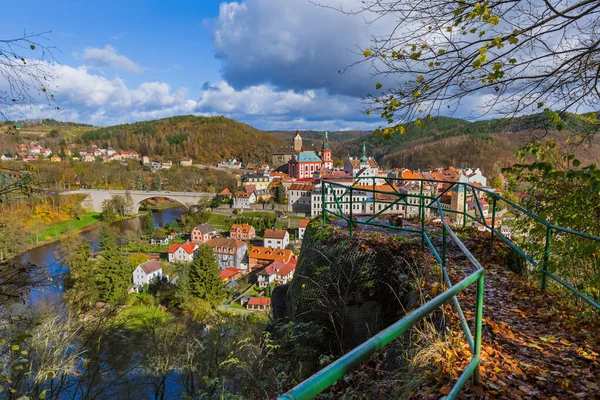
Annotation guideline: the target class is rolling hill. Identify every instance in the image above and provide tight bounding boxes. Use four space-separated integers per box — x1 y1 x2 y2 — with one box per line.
79 115 286 164
331 113 600 174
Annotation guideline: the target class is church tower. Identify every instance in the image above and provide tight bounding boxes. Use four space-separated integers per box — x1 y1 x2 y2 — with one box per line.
359 143 369 168
293 131 303 153
321 131 333 170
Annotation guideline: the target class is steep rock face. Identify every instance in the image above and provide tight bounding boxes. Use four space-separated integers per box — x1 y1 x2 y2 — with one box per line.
280 222 423 353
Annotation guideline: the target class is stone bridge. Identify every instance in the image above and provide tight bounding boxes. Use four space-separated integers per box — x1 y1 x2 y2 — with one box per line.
62 189 215 214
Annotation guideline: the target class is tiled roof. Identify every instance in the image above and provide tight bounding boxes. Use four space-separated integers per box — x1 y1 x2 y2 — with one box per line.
298 219 310 228
230 224 253 233
289 183 314 191
277 261 296 276
139 260 162 275
248 297 271 306
259 260 285 276
235 191 252 198
264 229 288 240
401 170 424 181
219 188 232 195
220 267 240 280
249 247 293 262
168 242 198 255
295 151 322 162
193 224 216 235
206 238 246 254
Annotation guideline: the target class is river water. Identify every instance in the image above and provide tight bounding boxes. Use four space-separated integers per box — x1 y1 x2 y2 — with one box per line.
12 206 187 305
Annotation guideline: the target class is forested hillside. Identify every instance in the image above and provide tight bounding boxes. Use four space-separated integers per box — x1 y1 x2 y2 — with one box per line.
333 113 600 174
79 115 285 164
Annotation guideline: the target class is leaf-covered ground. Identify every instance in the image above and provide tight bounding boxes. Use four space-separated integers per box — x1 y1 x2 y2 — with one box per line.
431 233 600 399
321 222 600 399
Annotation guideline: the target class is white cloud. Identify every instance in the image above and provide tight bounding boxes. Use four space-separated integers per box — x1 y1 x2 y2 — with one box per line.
77 45 141 73
213 0 395 97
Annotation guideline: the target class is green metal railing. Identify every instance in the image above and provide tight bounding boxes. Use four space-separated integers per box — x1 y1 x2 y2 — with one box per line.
281 176 600 400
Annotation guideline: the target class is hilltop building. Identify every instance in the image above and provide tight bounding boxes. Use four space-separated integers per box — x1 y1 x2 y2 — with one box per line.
288 131 333 179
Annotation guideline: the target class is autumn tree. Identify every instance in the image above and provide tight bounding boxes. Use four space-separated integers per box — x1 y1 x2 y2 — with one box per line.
332 0 600 134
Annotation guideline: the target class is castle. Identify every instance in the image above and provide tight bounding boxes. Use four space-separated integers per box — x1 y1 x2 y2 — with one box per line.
287 131 333 179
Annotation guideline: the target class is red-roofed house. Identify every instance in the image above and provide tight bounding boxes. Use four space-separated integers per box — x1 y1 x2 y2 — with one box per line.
229 224 255 240
287 183 314 213
220 267 241 282
298 219 309 240
274 261 296 285
247 297 271 310
132 260 163 287
168 242 199 263
219 188 232 198
257 261 284 288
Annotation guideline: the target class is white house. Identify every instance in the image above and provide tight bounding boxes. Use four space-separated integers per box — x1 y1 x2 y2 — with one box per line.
132 260 163 287
168 242 199 263
287 183 313 213
263 229 289 249
298 219 309 240
257 261 283 288
233 191 256 209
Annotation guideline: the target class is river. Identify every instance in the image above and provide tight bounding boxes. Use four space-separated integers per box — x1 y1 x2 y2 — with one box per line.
12 206 187 305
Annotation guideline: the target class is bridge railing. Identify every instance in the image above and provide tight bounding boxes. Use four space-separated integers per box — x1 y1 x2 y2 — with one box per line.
280 176 599 400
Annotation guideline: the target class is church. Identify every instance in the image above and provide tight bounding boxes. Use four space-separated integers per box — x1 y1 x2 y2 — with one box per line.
287 131 333 179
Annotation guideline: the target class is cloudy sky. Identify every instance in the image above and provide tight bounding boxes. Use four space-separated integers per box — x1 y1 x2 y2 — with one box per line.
1 0 404 130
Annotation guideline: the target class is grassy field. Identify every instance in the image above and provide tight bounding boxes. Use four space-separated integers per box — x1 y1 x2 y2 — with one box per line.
12 125 94 138
32 212 103 243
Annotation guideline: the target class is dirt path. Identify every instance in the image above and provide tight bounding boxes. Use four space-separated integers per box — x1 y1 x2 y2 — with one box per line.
440 234 600 399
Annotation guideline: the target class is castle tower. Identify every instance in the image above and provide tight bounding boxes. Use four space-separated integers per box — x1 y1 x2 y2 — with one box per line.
293 131 303 153
321 131 333 170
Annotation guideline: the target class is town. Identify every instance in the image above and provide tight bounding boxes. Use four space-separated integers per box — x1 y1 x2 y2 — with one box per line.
1 129 511 312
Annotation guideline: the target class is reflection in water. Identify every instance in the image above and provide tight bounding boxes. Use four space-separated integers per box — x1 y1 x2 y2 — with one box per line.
11 206 186 305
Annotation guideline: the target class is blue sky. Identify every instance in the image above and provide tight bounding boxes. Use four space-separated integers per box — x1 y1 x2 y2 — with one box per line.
0 0 450 130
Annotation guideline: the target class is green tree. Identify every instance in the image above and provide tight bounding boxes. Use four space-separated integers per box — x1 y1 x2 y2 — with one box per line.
210 194 223 209
96 227 130 304
491 176 504 191
152 173 163 191
142 212 155 236
135 172 146 190
187 245 225 304
274 185 286 204
64 240 97 310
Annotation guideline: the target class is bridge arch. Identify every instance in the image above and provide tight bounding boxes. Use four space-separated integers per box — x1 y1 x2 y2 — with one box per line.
131 195 193 214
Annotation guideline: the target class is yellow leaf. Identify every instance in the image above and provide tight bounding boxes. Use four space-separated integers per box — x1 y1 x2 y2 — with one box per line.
363 48 372 57
11 345 19 351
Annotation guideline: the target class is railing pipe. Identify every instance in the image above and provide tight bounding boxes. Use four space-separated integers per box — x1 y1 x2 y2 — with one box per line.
349 187 353 236
321 183 327 225
490 197 497 247
462 184 467 229
473 274 485 385
541 227 552 291
279 269 485 400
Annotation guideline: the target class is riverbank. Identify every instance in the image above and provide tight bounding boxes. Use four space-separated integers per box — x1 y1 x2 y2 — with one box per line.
11 213 139 261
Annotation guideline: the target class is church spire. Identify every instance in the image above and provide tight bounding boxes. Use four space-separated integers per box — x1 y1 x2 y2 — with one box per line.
360 143 368 163
322 131 330 151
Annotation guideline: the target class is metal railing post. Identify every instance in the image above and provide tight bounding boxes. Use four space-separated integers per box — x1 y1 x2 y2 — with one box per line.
442 223 447 269
542 227 552 291
473 273 484 386
349 187 353 236
462 184 467 229
420 195 425 250
322 182 327 225
419 181 424 221
490 196 497 247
